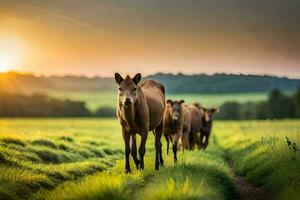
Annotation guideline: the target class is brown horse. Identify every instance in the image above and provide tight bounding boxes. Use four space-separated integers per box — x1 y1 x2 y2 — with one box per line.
163 99 191 163
115 73 165 173
188 103 203 150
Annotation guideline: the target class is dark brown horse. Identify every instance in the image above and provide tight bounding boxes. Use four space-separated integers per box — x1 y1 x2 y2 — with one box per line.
163 99 191 163
199 107 219 149
115 73 165 173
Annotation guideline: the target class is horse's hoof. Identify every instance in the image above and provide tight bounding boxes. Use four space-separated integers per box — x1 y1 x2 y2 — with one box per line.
125 169 131 174
139 163 144 170
139 166 144 170
135 160 140 169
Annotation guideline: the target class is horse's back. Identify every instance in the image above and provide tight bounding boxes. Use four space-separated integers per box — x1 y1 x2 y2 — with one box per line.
188 105 202 133
140 80 165 131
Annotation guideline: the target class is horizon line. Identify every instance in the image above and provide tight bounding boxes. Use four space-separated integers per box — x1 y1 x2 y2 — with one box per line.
1 70 300 80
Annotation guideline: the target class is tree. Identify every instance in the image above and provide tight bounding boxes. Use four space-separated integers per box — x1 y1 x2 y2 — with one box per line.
254 101 268 119
267 88 295 119
94 107 116 118
294 87 300 117
239 102 256 120
216 102 241 120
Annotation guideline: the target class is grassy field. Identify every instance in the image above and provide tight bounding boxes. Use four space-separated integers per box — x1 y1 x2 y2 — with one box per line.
0 119 299 200
50 91 267 111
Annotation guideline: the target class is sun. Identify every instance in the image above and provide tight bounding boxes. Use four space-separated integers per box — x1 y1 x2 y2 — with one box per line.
0 35 25 73
0 53 14 72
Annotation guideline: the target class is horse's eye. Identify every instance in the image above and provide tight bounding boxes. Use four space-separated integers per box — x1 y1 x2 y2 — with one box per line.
133 88 137 91
118 87 122 92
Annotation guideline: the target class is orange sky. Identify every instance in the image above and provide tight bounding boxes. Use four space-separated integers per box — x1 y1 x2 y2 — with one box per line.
0 0 299 77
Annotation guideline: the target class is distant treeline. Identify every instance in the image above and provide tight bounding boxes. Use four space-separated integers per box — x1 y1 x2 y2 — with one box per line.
0 93 90 117
95 88 300 120
149 73 300 94
216 88 300 120
1 72 300 94
1 86 300 119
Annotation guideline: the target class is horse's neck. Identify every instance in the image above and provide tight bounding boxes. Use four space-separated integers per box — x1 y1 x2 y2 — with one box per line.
202 120 212 132
120 99 140 132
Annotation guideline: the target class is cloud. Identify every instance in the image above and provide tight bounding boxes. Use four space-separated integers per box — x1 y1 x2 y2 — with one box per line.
26 5 97 30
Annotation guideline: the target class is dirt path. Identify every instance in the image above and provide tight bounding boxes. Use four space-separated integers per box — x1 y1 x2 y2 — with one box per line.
234 174 265 200
213 134 269 200
228 158 269 200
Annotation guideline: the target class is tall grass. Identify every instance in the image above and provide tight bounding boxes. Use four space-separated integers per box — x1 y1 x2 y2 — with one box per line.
0 119 123 200
0 119 299 200
44 144 239 200
216 120 300 200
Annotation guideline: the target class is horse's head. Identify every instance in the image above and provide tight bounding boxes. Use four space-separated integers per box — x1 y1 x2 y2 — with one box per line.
202 107 219 122
166 99 185 122
115 73 141 108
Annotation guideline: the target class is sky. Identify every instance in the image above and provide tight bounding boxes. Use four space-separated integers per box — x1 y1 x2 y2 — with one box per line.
0 0 300 78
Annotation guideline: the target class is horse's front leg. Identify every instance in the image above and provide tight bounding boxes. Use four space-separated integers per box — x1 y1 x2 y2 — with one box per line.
139 128 148 170
199 133 205 150
172 133 180 163
122 128 131 173
130 134 140 169
203 134 210 150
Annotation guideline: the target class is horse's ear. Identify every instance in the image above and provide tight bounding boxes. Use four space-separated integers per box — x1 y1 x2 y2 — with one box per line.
180 100 185 104
115 73 124 85
194 103 201 109
132 73 142 85
166 99 173 105
212 108 220 113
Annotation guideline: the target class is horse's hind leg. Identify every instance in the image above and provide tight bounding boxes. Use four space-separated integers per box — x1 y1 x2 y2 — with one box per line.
189 132 196 150
181 127 190 152
155 123 164 170
159 140 164 166
164 133 169 155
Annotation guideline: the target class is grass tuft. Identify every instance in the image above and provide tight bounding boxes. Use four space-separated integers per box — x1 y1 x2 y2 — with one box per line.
1 138 26 147
57 143 70 151
0 151 6 163
59 136 74 143
103 148 114 155
31 139 57 149
34 149 60 164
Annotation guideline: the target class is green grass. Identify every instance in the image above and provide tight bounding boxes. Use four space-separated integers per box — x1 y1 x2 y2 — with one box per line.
43 150 238 200
215 120 300 200
0 119 299 200
50 91 267 111
0 119 123 200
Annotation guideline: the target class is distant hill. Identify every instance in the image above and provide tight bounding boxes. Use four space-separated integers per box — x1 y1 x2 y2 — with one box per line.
0 72 114 94
148 73 300 94
0 72 299 94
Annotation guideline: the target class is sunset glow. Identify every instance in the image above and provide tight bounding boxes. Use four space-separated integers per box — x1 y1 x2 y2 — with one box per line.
0 1 299 77
0 53 14 72
0 35 25 73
